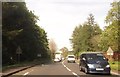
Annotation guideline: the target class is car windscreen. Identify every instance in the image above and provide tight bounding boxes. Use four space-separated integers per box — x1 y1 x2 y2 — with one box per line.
68 56 75 58
86 54 107 62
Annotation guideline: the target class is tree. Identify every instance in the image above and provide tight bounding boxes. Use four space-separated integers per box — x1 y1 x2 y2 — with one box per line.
83 14 102 51
71 26 81 53
2 2 50 65
99 1 120 52
105 1 120 24
49 39 57 59
71 14 102 55
60 47 68 58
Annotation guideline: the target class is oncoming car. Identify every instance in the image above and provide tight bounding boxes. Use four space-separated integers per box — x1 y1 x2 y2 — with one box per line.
54 58 61 62
79 52 111 74
67 55 75 63
54 51 62 62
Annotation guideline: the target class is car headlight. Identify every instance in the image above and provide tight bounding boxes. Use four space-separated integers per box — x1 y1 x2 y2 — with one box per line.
88 64 94 68
106 65 110 68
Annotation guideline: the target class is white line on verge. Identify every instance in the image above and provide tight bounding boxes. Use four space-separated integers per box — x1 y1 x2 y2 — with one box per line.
24 72 29 76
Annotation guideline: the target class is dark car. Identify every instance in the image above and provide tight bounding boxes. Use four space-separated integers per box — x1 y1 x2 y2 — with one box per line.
79 52 111 74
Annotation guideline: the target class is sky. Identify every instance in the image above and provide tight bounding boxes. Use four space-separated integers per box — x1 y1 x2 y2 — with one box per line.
25 0 113 50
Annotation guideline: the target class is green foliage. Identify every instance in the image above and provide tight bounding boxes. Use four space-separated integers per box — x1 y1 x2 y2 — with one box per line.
2 2 50 66
109 61 120 71
99 1 120 52
60 47 68 58
99 23 119 51
71 14 102 55
71 1 120 55
105 1 120 23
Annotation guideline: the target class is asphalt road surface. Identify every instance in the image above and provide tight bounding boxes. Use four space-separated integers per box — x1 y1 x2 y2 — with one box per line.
10 60 115 77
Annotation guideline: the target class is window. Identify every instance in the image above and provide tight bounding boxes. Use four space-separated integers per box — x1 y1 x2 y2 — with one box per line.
86 54 106 61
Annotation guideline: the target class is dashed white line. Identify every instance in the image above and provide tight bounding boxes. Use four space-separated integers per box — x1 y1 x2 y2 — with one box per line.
66 67 71 71
23 72 29 76
62 62 69 71
72 72 80 77
62 63 71 71
72 72 77 75
62 61 80 77
63 64 66 68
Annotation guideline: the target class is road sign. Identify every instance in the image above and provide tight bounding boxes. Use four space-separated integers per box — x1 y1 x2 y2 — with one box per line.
16 46 22 54
16 46 22 63
37 54 41 57
107 47 113 55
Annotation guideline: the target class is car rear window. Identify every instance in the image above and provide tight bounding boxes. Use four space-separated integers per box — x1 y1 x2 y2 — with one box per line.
86 54 106 61
68 56 75 58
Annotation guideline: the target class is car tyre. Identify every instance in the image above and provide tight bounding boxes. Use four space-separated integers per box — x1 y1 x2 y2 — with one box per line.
106 72 111 75
84 68 88 74
79 66 82 71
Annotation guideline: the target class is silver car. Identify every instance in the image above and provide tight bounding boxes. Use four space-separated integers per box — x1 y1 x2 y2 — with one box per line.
67 55 75 63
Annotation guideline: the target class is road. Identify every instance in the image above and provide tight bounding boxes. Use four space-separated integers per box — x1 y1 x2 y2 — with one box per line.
10 60 114 77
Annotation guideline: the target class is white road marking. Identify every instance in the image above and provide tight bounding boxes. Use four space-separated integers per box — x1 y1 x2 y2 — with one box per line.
72 72 80 77
66 67 71 71
62 62 71 71
63 64 66 68
23 69 34 76
23 72 29 75
62 61 80 77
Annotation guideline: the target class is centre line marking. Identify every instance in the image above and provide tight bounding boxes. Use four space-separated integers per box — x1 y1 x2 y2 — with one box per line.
62 61 80 77
66 67 71 71
62 61 71 71
72 72 80 77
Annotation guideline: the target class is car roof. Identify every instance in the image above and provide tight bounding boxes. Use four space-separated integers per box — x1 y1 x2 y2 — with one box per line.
81 52 103 55
67 55 75 56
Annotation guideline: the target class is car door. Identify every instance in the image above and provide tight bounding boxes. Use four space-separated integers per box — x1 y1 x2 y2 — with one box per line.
80 54 86 69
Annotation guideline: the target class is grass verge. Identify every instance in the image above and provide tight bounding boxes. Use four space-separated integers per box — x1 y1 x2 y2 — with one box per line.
109 61 120 71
